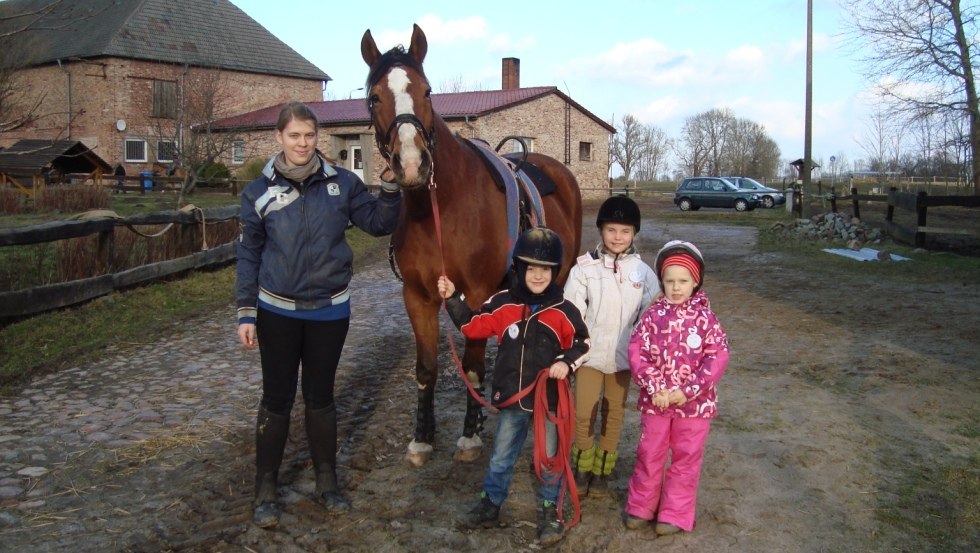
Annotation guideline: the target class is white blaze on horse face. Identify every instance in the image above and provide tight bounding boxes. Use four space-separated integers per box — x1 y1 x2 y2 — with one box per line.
387 67 424 181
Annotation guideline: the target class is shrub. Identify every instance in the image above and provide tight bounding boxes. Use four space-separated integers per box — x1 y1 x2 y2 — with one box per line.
202 162 231 180
236 157 268 183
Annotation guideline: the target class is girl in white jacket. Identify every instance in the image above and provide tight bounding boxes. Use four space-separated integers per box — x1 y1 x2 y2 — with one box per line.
564 196 659 496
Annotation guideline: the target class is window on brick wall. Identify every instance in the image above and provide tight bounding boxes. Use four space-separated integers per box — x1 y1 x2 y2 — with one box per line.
579 141 593 161
232 140 245 164
510 136 534 154
152 80 177 119
157 140 177 163
125 139 147 162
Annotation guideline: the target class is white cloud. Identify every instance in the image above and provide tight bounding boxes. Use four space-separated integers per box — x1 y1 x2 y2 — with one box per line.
415 15 489 43
633 96 686 126
370 15 490 50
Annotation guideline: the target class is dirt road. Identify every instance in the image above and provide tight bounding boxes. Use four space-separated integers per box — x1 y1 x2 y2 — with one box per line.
1 207 977 552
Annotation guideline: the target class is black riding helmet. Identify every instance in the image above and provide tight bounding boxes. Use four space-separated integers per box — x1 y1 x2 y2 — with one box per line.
596 195 642 231
654 240 705 294
510 227 564 303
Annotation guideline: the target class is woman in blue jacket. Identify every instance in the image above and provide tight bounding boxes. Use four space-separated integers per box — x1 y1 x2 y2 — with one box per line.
235 101 401 528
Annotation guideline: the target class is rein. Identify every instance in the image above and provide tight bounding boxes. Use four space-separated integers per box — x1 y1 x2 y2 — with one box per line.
427 169 580 528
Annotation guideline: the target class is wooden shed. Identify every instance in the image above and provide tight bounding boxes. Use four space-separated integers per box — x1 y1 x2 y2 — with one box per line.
0 140 112 193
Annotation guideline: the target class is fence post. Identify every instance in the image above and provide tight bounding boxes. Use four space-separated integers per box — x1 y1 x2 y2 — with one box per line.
231 177 238 196
851 186 860 219
97 228 113 274
829 188 837 213
886 187 897 223
915 190 928 248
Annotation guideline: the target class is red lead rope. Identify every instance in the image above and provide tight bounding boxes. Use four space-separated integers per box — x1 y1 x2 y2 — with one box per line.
427 176 580 528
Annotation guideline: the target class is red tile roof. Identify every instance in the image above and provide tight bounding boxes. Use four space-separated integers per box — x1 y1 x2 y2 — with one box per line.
209 87 615 132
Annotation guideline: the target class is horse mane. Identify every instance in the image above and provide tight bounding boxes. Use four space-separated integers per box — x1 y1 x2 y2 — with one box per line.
365 45 427 88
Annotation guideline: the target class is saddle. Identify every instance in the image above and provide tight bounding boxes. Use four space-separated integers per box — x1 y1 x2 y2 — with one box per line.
464 138 556 272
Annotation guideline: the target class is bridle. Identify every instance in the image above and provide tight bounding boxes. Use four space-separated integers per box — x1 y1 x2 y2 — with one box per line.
366 75 437 186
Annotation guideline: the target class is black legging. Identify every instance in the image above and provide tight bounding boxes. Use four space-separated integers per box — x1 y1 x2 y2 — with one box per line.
255 307 350 415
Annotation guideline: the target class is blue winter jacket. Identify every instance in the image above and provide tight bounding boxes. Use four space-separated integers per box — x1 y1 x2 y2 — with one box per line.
236 156 400 322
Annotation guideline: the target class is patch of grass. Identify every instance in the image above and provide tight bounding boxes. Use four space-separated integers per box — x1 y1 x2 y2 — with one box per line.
0 226 388 396
0 267 236 395
875 451 980 552
952 418 980 440
756 229 980 284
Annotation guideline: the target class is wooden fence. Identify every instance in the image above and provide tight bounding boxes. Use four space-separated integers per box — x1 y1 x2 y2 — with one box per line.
0 171 244 196
827 186 980 248
0 205 240 320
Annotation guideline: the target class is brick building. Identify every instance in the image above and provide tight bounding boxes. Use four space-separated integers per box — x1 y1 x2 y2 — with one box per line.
0 0 328 176
210 58 616 196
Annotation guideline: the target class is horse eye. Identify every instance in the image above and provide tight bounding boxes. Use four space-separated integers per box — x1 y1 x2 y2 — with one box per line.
368 94 380 106
424 88 431 98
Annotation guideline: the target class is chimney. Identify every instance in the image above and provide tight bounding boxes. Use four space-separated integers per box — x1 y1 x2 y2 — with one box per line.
502 57 520 90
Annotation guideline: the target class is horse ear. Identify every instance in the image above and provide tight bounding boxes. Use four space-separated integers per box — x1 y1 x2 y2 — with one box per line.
409 23 427 64
361 29 382 67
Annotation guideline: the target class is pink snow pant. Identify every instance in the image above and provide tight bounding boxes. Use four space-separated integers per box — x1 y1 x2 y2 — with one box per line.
625 413 712 531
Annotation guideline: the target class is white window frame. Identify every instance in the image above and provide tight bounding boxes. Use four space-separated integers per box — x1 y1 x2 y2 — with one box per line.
232 140 245 164
510 136 534 154
125 139 147 163
157 140 177 163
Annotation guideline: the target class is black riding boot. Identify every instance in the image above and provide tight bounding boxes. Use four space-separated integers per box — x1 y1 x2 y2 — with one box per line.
306 404 350 514
254 405 290 528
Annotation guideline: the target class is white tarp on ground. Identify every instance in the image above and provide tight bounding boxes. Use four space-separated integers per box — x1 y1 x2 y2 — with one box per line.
822 247 911 262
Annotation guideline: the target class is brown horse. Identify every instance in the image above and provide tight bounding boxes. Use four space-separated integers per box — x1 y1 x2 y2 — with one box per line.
361 24 582 466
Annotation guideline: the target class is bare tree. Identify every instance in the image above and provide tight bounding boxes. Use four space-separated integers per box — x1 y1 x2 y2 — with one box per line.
609 114 646 180
676 116 711 177
153 66 253 198
676 109 780 178
842 0 979 193
856 105 893 179
0 0 65 133
437 75 484 93
633 125 671 181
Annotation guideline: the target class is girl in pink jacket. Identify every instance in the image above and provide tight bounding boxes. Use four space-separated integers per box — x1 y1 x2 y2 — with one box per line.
624 240 730 536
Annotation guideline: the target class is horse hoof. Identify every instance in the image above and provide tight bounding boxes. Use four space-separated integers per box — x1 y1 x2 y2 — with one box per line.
406 439 433 467
454 447 482 463
454 435 483 463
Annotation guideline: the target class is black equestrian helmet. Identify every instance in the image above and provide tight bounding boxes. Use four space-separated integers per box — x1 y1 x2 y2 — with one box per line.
596 195 642 231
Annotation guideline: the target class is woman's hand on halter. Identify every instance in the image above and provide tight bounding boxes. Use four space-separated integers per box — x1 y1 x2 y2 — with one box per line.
238 323 258 350
437 276 455 299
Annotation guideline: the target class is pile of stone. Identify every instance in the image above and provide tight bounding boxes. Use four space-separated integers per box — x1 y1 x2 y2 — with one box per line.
768 211 885 248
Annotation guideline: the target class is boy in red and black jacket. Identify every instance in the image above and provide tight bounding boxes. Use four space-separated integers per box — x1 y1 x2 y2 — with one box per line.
438 227 590 546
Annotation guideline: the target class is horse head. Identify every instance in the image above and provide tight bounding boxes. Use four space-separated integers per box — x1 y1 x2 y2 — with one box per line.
361 24 435 189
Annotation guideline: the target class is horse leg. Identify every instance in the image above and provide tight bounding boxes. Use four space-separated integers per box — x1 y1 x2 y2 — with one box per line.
405 294 440 467
454 337 487 463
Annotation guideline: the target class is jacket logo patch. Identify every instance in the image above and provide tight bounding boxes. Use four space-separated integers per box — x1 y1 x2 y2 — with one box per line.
686 333 703 349
507 324 519 339
276 192 288 204
327 183 340 196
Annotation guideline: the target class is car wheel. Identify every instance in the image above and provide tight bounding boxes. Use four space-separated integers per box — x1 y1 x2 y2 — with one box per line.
678 198 692 211
734 199 749 212
762 196 775 209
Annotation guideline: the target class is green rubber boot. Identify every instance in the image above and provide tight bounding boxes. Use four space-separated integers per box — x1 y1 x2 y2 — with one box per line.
571 445 596 497
589 449 618 497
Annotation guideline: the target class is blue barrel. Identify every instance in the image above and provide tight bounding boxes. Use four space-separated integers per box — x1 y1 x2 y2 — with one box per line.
140 170 153 191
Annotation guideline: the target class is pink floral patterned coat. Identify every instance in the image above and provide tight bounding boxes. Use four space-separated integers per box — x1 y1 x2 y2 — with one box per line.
628 290 730 418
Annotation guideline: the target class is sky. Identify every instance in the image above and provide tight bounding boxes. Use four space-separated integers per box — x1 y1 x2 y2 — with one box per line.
231 0 877 176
